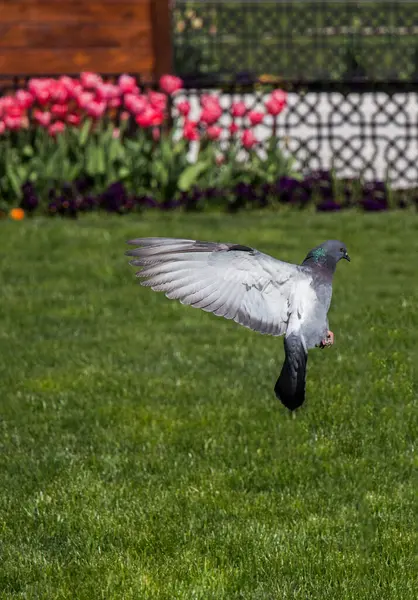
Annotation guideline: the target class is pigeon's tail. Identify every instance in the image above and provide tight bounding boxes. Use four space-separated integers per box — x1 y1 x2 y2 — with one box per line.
275 334 308 411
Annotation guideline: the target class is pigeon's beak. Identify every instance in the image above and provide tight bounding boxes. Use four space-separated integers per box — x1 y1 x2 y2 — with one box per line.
343 253 351 262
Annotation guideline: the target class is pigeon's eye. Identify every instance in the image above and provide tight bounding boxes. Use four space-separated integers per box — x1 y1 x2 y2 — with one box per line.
340 247 345 252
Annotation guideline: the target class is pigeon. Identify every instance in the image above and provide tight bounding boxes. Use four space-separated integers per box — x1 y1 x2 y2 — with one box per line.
126 238 350 410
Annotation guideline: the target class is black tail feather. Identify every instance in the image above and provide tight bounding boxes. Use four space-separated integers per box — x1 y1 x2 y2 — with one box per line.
275 334 308 411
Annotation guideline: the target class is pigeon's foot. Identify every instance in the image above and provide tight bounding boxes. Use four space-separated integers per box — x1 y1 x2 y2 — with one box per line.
319 330 334 349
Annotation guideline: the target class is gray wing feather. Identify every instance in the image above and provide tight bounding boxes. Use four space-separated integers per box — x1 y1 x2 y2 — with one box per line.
126 237 309 337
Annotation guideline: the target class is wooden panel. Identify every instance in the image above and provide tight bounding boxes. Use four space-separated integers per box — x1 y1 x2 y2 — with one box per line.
0 0 156 77
151 0 172 76
0 23 151 49
0 1 150 24
0 48 154 75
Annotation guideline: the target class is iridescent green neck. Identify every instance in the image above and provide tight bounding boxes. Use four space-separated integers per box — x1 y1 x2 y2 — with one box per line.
310 247 327 263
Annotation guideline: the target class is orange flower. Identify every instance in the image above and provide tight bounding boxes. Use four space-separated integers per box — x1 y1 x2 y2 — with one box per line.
10 208 25 220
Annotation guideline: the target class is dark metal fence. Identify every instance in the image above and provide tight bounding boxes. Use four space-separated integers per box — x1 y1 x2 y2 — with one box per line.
173 0 418 82
171 1 418 187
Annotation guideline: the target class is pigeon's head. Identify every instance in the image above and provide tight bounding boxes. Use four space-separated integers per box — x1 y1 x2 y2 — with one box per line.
303 240 350 271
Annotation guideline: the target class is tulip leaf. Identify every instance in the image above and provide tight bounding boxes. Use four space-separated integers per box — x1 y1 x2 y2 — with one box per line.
178 162 209 192
79 119 92 147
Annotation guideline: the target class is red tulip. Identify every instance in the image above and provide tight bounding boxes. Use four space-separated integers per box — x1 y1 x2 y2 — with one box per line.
231 101 247 118
51 103 68 119
118 74 138 94
159 75 183 95
265 89 287 116
229 122 239 135
80 72 103 89
248 110 264 126
135 106 164 127
85 100 107 119
183 120 199 141
176 100 191 117
206 125 222 140
15 90 34 110
242 129 257 149
48 121 66 136
33 109 52 127
124 93 148 115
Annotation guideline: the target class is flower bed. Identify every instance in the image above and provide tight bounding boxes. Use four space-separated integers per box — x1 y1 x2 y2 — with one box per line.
0 73 416 218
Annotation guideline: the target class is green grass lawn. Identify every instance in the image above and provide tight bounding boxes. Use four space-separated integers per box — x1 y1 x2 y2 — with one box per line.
0 211 417 599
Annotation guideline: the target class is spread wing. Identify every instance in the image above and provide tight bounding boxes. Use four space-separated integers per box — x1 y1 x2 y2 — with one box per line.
126 237 310 337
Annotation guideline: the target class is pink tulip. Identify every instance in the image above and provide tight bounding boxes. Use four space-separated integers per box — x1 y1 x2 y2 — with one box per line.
108 97 121 109
76 91 95 109
28 78 51 105
48 121 66 136
50 80 70 104
200 95 222 125
242 129 257 149
159 75 183 95
206 125 222 140
248 110 264 126
96 83 120 101
271 89 288 104
120 111 130 121
6 104 23 119
148 91 167 111
118 74 138 94
152 127 161 141
183 120 199 141
80 72 103 89
201 94 221 110
16 90 34 110
112 127 120 139
4 115 23 130
33 109 52 127
229 122 239 135
51 103 68 119
135 106 164 127
124 93 148 115
0 96 15 117
59 76 82 98
85 100 107 119
265 89 287 116
0 121 5 135
176 100 191 117
66 113 82 126
231 101 247 118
